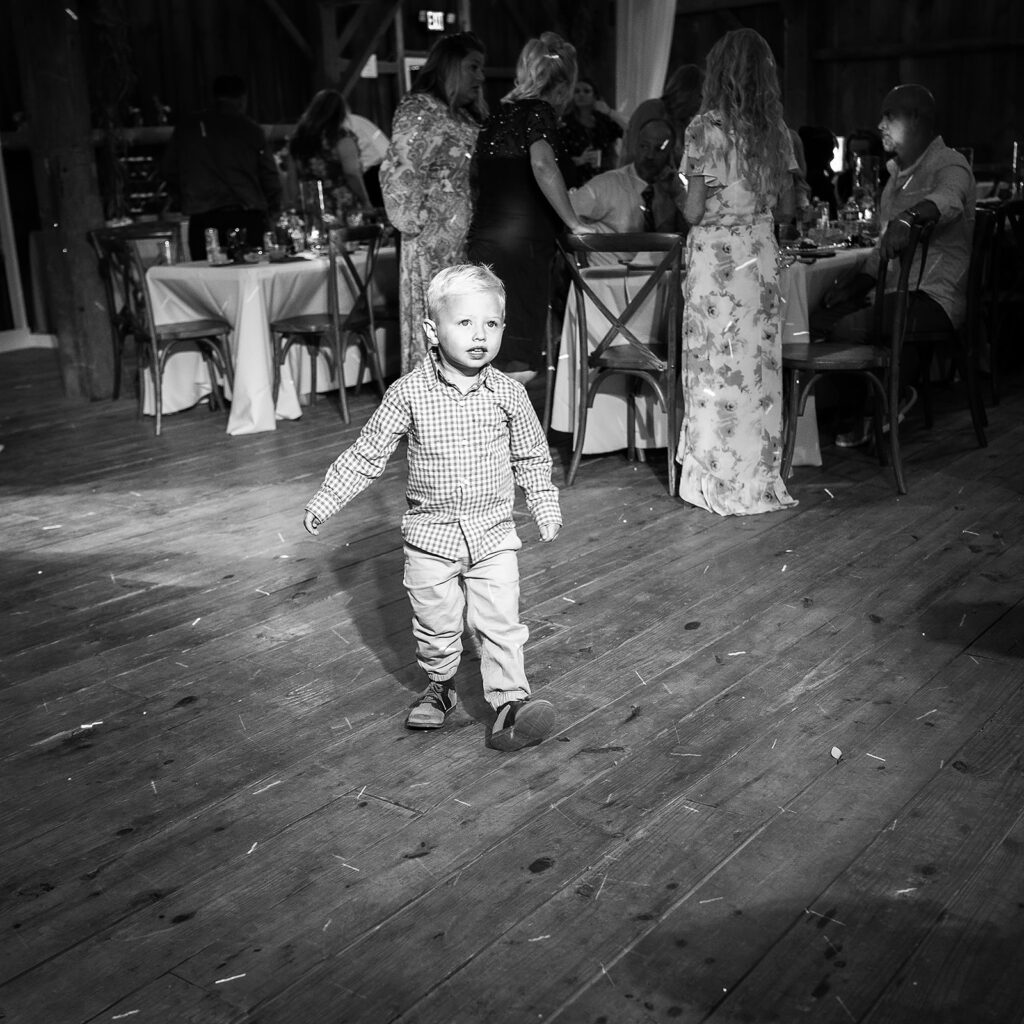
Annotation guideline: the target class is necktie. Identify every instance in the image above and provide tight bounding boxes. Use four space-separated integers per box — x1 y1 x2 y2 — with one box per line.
641 185 655 232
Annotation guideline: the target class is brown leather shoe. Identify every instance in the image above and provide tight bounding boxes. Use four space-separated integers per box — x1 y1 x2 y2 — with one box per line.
405 681 457 729
487 698 556 751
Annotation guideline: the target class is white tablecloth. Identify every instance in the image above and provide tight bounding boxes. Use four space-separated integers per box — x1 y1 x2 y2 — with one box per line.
551 248 872 465
145 250 394 435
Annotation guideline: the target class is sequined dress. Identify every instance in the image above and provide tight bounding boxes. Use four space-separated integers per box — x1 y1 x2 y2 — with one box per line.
380 93 480 373
468 99 573 373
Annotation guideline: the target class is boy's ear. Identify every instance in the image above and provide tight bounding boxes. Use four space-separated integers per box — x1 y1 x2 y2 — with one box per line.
422 318 439 346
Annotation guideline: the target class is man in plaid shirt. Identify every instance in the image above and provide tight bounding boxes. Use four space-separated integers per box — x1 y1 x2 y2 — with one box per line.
304 264 562 751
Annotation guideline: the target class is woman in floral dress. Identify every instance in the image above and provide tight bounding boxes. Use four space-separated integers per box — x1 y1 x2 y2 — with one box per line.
380 33 487 373
288 90 372 224
678 28 798 515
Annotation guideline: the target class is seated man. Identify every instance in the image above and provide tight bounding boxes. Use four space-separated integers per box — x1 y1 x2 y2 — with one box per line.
814 84 975 445
568 117 686 266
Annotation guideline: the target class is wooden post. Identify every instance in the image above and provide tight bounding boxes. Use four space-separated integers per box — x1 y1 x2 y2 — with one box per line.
12 0 113 399
782 0 810 130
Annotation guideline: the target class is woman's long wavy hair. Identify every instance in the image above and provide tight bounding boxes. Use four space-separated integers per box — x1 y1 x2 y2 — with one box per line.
700 28 790 197
411 31 488 122
503 32 577 114
290 89 347 162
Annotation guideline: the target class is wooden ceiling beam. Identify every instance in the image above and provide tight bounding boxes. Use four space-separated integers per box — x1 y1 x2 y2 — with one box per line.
337 0 402 98
496 0 532 45
322 0 371 65
261 0 313 61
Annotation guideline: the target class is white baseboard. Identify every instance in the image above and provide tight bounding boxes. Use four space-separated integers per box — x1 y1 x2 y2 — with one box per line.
0 329 58 353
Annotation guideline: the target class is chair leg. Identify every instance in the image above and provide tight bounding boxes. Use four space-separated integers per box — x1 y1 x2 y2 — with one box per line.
333 331 350 424
113 333 123 401
270 331 282 408
626 381 638 463
566 372 593 487
211 335 234 416
361 329 387 398
880 368 906 494
959 329 988 447
888 396 907 495
780 367 801 481
665 378 679 497
220 335 234 393
201 350 221 411
153 347 164 437
542 310 557 435
542 360 555 436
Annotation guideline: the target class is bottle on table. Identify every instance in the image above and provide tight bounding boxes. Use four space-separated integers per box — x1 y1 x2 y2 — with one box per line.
204 227 226 265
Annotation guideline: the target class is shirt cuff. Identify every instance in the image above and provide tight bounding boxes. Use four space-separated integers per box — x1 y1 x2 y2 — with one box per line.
306 488 342 525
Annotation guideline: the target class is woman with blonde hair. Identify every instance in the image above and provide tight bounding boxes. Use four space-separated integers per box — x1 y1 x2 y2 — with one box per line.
380 32 487 373
468 32 585 383
677 27 798 515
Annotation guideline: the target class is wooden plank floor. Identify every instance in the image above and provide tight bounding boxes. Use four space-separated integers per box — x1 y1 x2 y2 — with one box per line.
2 346 1023 1024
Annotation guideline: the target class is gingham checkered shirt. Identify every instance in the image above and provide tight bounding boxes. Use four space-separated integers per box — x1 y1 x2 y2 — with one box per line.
305 352 561 561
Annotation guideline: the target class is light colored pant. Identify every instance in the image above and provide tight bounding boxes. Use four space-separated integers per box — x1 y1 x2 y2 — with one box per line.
402 535 530 711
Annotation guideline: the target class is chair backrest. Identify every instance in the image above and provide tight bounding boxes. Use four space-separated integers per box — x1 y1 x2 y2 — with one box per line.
872 221 933 363
122 238 162 344
89 228 179 336
330 223 384 337
557 232 684 373
87 229 125 326
993 199 1024 294
965 207 996 342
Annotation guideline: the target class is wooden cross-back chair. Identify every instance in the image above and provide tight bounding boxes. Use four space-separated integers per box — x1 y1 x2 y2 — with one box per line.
123 238 234 436
556 232 685 495
782 225 931 494
270 223 387 423
88 224 180 400
910 206 994 446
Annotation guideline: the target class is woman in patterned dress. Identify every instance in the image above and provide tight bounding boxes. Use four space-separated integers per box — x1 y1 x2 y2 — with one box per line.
677 28 798 515
380 33 487 374
467 32 585 383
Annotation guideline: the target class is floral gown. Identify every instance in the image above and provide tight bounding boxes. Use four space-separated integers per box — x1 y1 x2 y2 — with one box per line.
380 93 480 373
677 112 798 515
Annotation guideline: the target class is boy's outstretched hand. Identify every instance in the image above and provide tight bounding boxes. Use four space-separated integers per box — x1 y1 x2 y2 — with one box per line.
540 523 560 542
303 511 322 537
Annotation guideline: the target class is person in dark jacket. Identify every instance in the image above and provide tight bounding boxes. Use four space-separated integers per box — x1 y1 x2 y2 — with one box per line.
163 75 282 259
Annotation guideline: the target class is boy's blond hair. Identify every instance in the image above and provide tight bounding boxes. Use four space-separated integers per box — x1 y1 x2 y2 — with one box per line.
426 264 507 320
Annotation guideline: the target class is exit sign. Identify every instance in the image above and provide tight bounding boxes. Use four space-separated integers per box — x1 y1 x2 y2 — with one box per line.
426 10 444 31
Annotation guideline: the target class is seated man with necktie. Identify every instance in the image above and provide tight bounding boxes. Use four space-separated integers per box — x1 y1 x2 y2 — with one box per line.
568 117 687 266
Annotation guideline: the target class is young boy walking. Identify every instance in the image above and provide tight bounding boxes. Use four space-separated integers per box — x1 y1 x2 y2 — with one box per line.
303 264 562 751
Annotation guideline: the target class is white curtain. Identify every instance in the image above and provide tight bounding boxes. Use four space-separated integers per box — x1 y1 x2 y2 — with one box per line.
615 0 676 119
